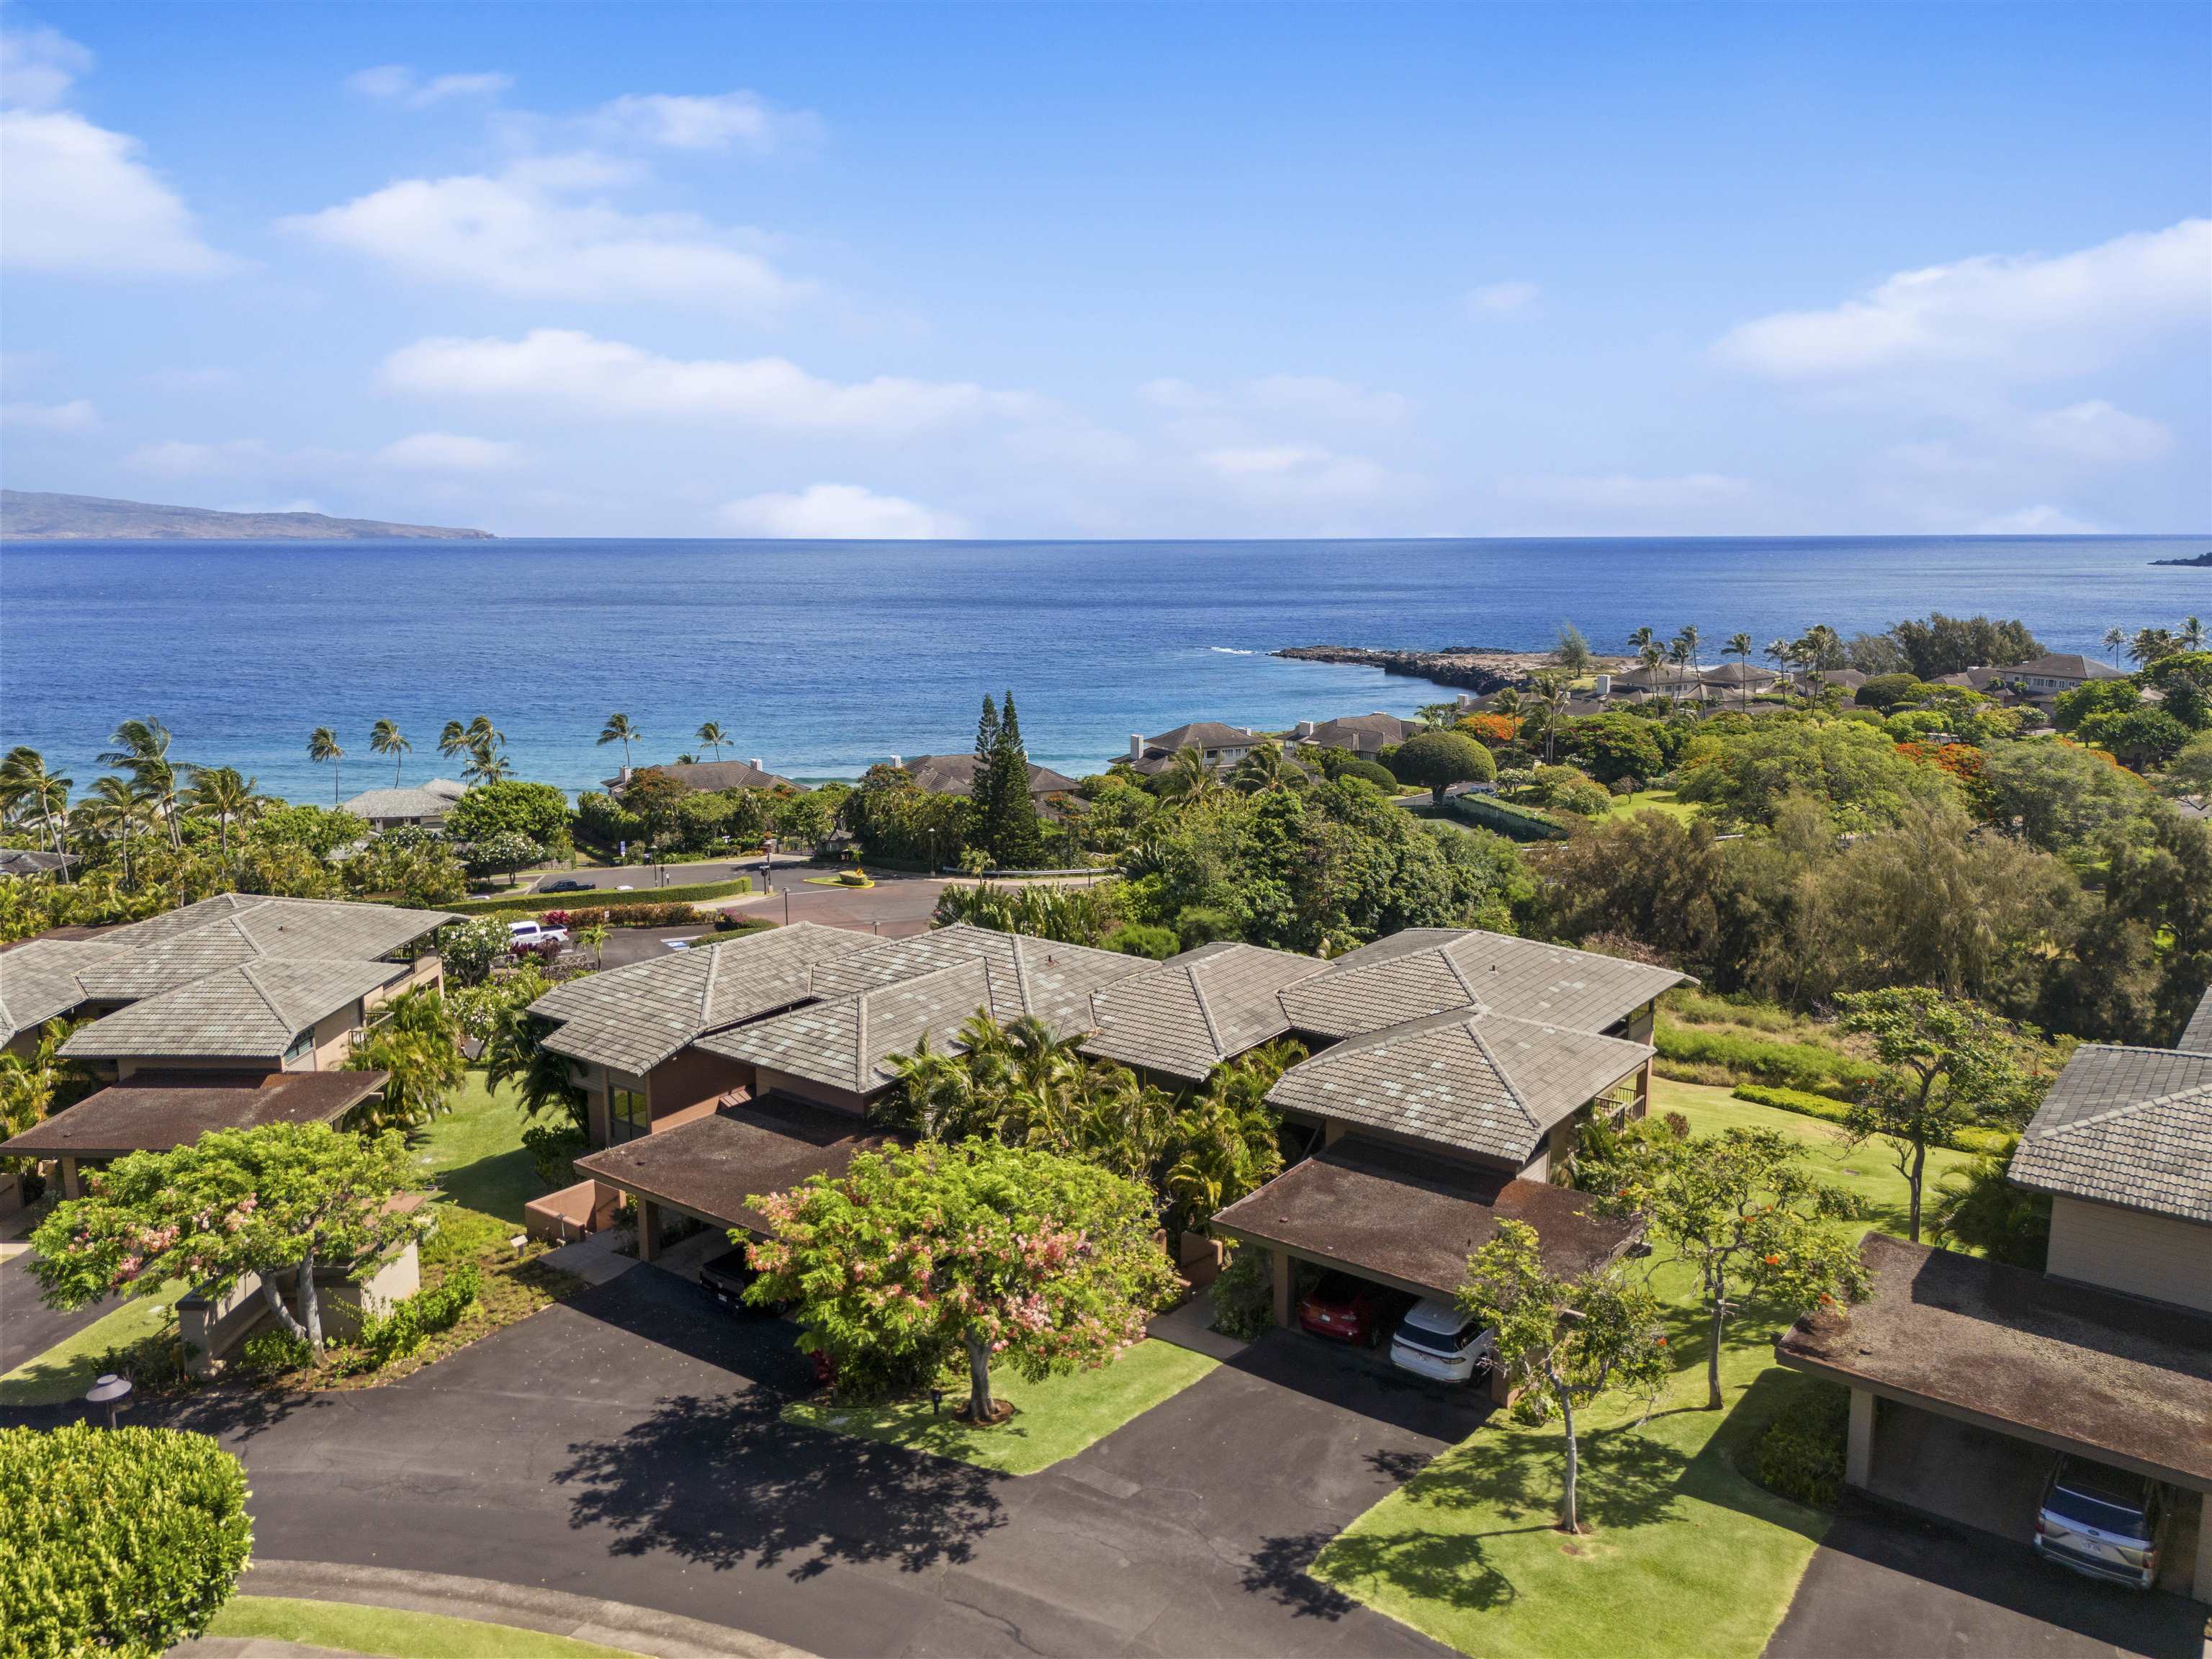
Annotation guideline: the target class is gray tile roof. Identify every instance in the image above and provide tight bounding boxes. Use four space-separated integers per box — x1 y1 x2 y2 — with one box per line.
95 894 457 958
530 922 876 1075
2180 985 2212 1055
1282 928 1686 1040
343 778 467 819
0 938 132 1043
61 958 408 1059
1265 1007 1653 1164
2010 1043 2212 1223
811 925 1151 1039
698 958 994 1095
1297 714 1419 754
0 848 76 878
1082 942 1331 1082
608 760 795 793
892 754 1082 798
1145 721 1257 754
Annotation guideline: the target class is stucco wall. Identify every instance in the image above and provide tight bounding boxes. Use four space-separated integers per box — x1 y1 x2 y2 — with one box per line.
118 1056 278 1079
648 1047 752 1122
299 1002 364 1072
2046 1196 2212 1313
754 1066 871 1116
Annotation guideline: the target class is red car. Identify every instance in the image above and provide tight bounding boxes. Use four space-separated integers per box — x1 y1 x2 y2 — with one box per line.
1298 1272 1392 1346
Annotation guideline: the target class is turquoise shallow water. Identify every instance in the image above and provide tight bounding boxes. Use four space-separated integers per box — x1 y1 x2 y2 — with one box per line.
1 534 2203 801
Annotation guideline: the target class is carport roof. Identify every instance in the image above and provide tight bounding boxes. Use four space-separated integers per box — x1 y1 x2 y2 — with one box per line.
1210 1138 1645 1300
1776 1233 2212 1491
0 1069 387 1159
574 1096 894 1233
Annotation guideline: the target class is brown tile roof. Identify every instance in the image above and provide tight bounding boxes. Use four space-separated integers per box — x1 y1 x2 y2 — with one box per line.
1211 1138 1644 1298
1082 942 1331 1082
0 1069 387 1159
1777 1233 2212 1488
1298 714 1420 754
2008 1043 2212 1223
530 922 876 1075
1282 928 1686 1040
575 1096 893 1233
1144 721 1257 754
1266 1007 1651 1164
60 958 408 1060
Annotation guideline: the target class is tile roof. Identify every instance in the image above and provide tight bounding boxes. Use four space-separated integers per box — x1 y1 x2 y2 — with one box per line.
810 924 1151 1038
1266 1007 1652 1164
2008 1043 2212 1223
95 894 457 958
0 1069 387 1159
1298 714 1420 753
0 938 132 1043
60 958 409 1059
530 922 876 1075
1282 928 1686 1040
892 754 1081 798
2180 984 2212 1054
1143 722 1256 753
0 848 76 877
1082 942 1330 1082
575 1096 894 1233
698 958 994 1095
2004 653 2128 682
343 778 468 819
608 760 795 792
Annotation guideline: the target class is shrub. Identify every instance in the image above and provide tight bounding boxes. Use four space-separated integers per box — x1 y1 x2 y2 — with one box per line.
1390 730 1496 804
1730 1084 2018 1155
361 1264 482 1364
1856 673 1929 713
439 916 513 988
1105 922 1180 960
446 877 752 917
522 1121 587 1187
1209 1246 1274 1340
0 1422 253 1658
1755 1382 1851 1509
1656 1022 1883 1097
239 1328 312 1376
1175 904 1238 949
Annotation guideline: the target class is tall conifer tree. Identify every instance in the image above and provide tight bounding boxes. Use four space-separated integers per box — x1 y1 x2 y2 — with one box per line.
976 691 1045 868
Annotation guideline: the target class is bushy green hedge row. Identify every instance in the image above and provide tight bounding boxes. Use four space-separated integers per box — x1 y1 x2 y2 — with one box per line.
0 1422 253 1659
1656 1020 1883 1097
1755 1382 1851 1509
1730 1084 2018 1155
361 1263 480 1364
1446 793 1570 842
447 876 752 917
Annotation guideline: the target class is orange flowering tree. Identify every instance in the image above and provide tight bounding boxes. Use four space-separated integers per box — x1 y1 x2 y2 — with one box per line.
745 1138 1180 1420
1584 1124 1869 1411
1456 711 1521 748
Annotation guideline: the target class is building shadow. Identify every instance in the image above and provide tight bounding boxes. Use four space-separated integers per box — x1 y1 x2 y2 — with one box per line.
1226 1328 1494 1443
554 1389 1006 1581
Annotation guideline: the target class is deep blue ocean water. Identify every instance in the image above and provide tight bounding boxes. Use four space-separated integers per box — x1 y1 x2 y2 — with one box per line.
2 536 2205 802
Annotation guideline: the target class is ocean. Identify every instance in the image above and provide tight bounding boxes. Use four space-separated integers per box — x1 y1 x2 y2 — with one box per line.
1 535 2204 803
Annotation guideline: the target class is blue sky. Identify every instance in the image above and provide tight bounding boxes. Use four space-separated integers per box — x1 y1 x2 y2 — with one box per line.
2 1 2206 538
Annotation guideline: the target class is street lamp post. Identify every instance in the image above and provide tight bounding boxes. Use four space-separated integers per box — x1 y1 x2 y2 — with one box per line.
86 1372 132 1429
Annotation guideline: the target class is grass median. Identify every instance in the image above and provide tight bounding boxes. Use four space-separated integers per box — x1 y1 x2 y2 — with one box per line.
205 1596 642 1658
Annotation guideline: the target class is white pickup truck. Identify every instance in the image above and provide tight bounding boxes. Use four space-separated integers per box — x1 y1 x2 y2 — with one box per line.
508 920 570 950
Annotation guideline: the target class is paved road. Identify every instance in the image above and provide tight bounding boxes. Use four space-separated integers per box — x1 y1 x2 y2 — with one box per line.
1765 1498 2206 1659
129 1267 1480 1658
0 1242 108 1377
526 856 814 897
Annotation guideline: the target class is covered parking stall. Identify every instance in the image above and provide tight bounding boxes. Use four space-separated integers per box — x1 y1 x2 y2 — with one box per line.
1210 1138 1645 1398
1779 1233 2212 1604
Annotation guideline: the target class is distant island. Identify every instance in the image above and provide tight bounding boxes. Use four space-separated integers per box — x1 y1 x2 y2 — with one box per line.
0 490 495 541
2149 549 2211 567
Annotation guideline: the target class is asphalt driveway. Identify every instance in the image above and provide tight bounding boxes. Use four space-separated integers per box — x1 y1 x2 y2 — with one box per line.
129 1269 1479 1658
1764 1497 2207 1659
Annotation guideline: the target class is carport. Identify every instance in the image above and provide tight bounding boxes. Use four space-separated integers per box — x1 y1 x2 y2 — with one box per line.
572 1094 894 1264
1210 1138 1645 1394
1779 1233 2212 1603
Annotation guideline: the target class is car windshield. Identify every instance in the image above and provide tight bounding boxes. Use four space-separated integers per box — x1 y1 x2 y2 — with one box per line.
2045 1483 2152 1539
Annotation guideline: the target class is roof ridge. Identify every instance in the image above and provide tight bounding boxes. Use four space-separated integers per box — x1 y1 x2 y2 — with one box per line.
1185 956 1226 1058
236 959 292 1030
1438 939 1487 1007
1006 933 1034 1018
2028 1079 2212 1141
698 939 724 1027
1465 1021 1542 1133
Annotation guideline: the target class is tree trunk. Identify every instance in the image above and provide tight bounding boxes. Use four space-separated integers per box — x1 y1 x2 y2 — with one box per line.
295 1249 324 1358
258 1272 310 1344
1907 1138 1927 1242
1557 1375 1581 1534
963 1326 995 1420
1707 1298 1727 1410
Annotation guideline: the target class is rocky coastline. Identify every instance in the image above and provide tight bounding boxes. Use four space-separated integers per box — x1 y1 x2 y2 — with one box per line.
2148 550 2211 567
1274 644 1581 693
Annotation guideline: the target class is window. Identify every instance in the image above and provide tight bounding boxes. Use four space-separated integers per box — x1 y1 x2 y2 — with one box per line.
611 1087 650 1143
283 1027 315 1069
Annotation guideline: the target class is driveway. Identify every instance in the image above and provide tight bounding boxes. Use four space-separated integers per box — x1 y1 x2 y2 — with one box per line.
1765 1497 2207 1659
0 1244 107 1377
527 856 812 896
127 1269 1478 1657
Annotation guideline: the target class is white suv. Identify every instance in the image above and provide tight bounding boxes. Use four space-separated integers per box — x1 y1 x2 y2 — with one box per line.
508 920 570 949
2035 1455 2161 1590
1389 1297 1495 1384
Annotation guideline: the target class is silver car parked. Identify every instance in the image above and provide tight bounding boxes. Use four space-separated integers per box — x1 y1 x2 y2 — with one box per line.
2034 1455 2162 1591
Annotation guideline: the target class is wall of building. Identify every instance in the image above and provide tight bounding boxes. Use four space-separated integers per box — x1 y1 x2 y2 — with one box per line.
648 1047 752 1123
2046 1196 2212 1313
753 1066 871 1116
302 1002 366 1072
117 1056 278 1079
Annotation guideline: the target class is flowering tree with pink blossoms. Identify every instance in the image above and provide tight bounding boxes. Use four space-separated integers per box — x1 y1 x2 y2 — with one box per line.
30 1123 423 1362
745 1137 1180 1420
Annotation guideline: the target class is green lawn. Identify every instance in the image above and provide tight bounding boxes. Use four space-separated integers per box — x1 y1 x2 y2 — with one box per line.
0 1278 187 1407
786 1339 1217 1476
1309 1082 1956 1659
206 1596 642 1658
1599 788 1698 822
415 1071 541 1225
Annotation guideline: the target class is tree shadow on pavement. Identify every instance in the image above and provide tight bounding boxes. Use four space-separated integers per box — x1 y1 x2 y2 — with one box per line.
556 1389 1005 1580
1303 1527 1519 1619
1393 1414 1686 1534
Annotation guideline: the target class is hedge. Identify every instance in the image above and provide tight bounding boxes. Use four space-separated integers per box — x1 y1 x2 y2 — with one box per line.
1445 793 1570 842
1730 1083 2020 1156
1655 1020 1884 1097
1754 1382 1851 1509
1 1422 253 1659
448 876 752 917
538 902 773 931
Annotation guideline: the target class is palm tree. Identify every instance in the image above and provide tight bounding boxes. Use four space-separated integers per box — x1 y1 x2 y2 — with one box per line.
99 719 185 849
1527 671 1575 762
2128 626 2175 667
465 715 505 754
462 742 512 784
2101 626 2126 665
0 747 71 859
308 727 345 804
437 720 469 763
370 719 410 785
1156 744 1218 807
2181 616 2206 653
1228 741 1295 794
1765 637 1797 700
598 714 640 773
1626 626 1655 657
696 721 729 761
81 776 156 888
1726 632 1755 711
1675 624 1702 678
184 766 260 861
1637 640 1666 691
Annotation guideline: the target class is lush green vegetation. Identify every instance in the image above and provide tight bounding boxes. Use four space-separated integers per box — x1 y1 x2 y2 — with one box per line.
204 1596 642 1659
413 1069 542 1224
786 1339 1215 1476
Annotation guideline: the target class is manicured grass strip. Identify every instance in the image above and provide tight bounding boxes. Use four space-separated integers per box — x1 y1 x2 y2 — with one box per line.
206 1596 642 1658
448 877 752 916
1599 788 1698 822
1729 1083 2018 1157
413 1070 540 1226
786 1339 1216 1476
0 1280 185 1406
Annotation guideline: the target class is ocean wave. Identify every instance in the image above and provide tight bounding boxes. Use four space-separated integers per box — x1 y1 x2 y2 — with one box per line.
1209 646 1256 655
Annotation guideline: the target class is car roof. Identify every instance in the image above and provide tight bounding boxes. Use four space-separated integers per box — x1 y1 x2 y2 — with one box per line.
2053 1455 2153 1506
1403 1297 1468 1328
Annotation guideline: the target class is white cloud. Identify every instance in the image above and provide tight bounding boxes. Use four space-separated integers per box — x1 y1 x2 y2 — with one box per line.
127 439 270 477
2022 400 2171 465
346 66 513 107
1717 219 2211 382
382 329 1029 433
0 397 99 432
1196 444 1390 500
1974 504 2100 535
590 91 820 153
282 164 799 309
1467 279 1539 314
0 25 231 278
377 431 524 472
719 483 970 539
